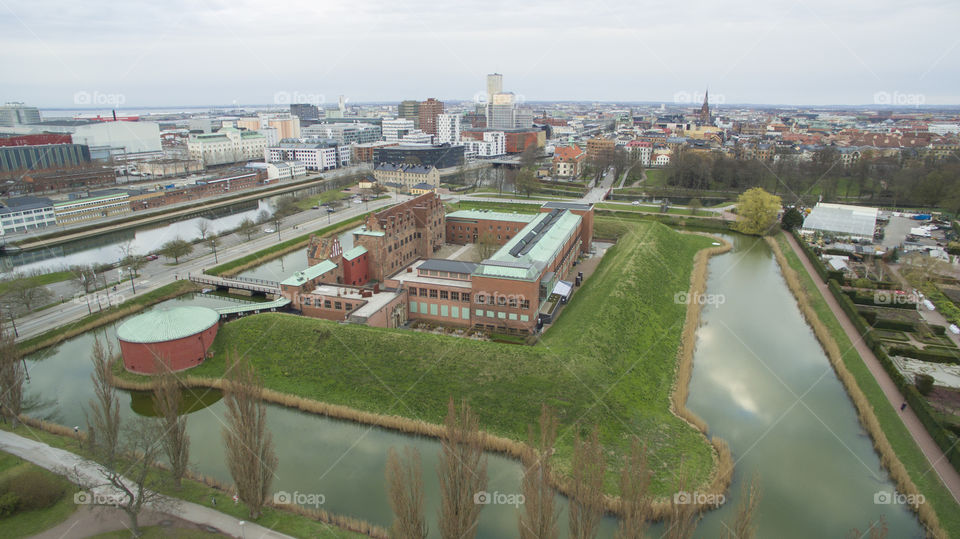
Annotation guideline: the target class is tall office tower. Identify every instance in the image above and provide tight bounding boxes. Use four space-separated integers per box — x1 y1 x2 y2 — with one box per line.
486 73 503 102
418 98 444 135
436 113 462 144
398 100 420 129
0 102 41 126
290 103 320 121
488 92 516 129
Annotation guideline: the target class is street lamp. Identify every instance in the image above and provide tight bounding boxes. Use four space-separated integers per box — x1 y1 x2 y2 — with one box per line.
211 238 219 263
3 305 17 338
128 267 136 294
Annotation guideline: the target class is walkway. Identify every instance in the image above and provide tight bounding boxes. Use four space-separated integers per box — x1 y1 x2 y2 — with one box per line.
0 430 294 539
782 232 960 505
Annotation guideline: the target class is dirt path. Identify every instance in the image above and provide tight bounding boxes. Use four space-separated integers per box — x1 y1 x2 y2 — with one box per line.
782 232 960 505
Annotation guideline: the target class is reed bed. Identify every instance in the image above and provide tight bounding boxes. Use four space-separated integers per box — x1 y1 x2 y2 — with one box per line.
766 235 945 539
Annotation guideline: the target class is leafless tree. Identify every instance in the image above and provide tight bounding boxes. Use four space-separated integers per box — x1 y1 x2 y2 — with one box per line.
723 474 761 539
237 218 258 241
568 426 606 539
386 447 428 539
87 338 120 464
616 438 652 539
664 465 700 539
152 358 190 488
70 265 98 294
437 397 488 539
847 515 888 539
196 219 211 240
518 404 559 539
221 354 278 519
2 275 53 313
475 229 500 262
0 318 23 427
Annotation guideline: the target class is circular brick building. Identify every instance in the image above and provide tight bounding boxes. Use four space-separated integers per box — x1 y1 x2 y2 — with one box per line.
117 306 220 374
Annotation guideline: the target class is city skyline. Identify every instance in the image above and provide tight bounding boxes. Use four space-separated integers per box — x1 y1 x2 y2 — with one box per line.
1 0 958 107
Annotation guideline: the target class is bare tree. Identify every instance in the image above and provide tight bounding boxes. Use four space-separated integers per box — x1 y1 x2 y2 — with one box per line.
221 354 278 519
237 218 258 242
616 438 651 539
386 447 428 539
518 404 559 539
475 229 500 262
70 265 98 294
664 465 700 539
152 358 190 488
437 398 488 539
196 219 211 240
87 338 120 464
723 475 761 539
568 426 606 539
0 318 23 427
2 275 54 313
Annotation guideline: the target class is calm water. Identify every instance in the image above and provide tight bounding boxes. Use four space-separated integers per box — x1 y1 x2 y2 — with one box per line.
19 232 922 537
235 231 353 282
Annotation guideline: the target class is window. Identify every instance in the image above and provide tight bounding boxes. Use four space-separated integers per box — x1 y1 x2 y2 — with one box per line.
410 302 418 313
324 300 331 308
521 299 530 309
344 303 352 310
486 310 494 318
334 302 342 309
303 297 312 306
440 305 448 317
451 306 459 318
462 293 470 302
509 313 518 321
498 312 506 319
462 308 470 320
476 294 485 304
429 289 438 298
440 290 448 300
450 291 459 301
430 304 438 316
509 298 517 308
497 296 506 306
520 315 529 322
475 309 483 316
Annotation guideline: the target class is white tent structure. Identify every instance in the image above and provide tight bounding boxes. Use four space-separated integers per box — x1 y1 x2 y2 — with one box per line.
802 203 878 241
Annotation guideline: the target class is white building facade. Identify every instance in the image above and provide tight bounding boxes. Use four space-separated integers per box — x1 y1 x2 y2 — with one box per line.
187 127 267 166
436 114 462 145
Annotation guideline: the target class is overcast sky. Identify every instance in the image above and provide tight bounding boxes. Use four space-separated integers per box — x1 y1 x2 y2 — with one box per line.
1 0 958 108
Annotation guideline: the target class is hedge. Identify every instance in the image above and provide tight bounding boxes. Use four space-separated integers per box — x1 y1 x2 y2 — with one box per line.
886 345 960 364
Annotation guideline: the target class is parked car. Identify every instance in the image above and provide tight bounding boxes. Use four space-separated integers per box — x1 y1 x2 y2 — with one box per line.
263 228 274 233
145 254 159 261
631 200 640 206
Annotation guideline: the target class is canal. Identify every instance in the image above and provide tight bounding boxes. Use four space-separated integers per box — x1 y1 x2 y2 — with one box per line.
18 231 923 537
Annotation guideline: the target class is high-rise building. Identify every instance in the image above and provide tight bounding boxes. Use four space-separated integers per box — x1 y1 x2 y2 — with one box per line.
0 102 41 127
436 114 462 145
398 100 420 129
290 103 320 122
418 98 444 135
382 118 416 142
486 73 503 102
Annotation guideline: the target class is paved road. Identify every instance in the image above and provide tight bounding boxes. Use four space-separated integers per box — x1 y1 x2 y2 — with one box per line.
13 193 400 341
783 232 960 506
0 429 293 539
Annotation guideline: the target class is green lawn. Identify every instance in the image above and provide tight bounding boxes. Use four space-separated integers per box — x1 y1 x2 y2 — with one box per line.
294 187 355 211
0 452 80 538
447 200 541 214
774 233 960 536
596 202 702 216
643 168 669 187
136 220 717 495
0 271 74 295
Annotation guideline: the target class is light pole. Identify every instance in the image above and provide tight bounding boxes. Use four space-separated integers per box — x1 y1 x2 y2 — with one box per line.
128 267 136 294
211 238 218 263
3 305 17 337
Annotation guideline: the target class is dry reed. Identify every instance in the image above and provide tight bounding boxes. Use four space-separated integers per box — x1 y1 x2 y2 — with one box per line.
765 235 945 539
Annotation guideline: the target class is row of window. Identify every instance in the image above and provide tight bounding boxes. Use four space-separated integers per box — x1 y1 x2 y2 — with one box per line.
476 294 530 309
410 301 470 320
303 297 354 311
413 287 470 302
474 309 530 323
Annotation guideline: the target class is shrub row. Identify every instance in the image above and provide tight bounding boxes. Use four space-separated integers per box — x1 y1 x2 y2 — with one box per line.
887 346 960 364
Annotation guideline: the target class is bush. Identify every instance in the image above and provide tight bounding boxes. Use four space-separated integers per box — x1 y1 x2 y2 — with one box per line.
0 492 19 518
0 469 66 512
887 345 960 364
852 278 877 289
873 318 919 332
916 373 935 395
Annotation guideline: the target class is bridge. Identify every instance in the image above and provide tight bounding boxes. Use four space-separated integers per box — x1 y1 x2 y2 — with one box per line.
189 273 281 295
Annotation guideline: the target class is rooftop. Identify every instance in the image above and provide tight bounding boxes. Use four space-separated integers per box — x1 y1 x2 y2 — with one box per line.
418 258 478 274
342 245 368 261
542 201 593 212
117 306 219 344
802 203 878 238
280 259 337 286
475 209 582 281
446 209 539 224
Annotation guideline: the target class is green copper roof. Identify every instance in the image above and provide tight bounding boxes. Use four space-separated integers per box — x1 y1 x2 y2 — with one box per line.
342 245 368 261
117 306 219 344
280 259 337 286
446 210 538 223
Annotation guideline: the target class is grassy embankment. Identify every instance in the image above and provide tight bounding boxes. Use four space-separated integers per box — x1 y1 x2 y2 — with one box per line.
770 233 957 538
0 450 81 538
294 187 355 211
17 280 199 355
0 423 379 538
116 220 726 508
0 271 74 294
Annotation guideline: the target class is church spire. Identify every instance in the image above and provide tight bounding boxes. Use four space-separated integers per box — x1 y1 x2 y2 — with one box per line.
699 89 710 125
